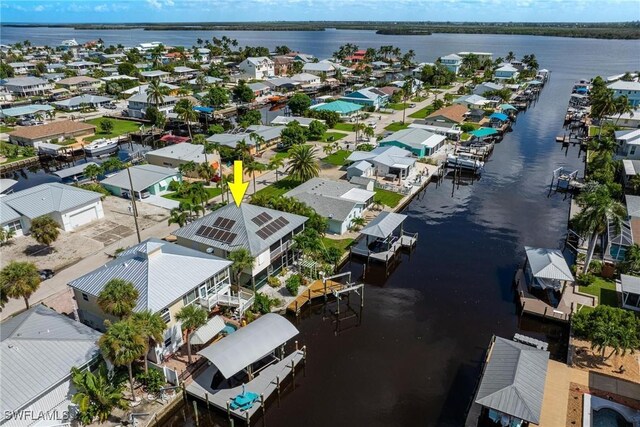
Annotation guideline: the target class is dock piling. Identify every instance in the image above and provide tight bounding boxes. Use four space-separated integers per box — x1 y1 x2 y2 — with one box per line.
261 393 266 426
205 392 209 409
290 361 296 390
246 411 250 426
193 400 199 426
276 375 281 406
226 400 232 424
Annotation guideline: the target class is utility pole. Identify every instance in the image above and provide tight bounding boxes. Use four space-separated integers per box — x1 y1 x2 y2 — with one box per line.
127 166 142 243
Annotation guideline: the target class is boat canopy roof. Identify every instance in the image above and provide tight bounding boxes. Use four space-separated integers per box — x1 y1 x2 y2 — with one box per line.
198 313 299 378
470 128 499 137
360 211 407 239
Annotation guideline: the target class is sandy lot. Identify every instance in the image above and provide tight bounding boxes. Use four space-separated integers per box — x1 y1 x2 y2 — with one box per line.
0 196 169 271
570 337 640 384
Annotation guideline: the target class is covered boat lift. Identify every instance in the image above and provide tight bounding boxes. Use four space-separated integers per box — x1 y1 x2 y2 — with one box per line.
186 313 306 423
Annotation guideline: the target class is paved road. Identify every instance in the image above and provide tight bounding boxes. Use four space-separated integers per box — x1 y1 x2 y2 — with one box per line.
0 220 179 321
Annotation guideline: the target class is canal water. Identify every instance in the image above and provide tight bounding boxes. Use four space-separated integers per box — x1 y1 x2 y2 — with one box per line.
2 27 639 426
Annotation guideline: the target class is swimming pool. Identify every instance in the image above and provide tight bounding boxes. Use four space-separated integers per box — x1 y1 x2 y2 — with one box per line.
583 394 639 427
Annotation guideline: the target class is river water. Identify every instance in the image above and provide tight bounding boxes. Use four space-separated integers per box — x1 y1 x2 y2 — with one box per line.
3 27 640 426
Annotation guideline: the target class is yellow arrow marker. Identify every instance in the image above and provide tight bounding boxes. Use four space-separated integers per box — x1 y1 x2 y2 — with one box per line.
228 160 249 207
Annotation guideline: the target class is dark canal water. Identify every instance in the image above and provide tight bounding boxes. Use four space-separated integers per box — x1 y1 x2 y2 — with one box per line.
3 27 640 426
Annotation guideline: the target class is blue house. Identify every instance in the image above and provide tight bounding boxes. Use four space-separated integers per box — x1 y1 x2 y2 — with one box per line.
439 54 462 75
489 112 509 128
341 87 389 110
494 64 519 80
607 80 640 107
379 128 446 158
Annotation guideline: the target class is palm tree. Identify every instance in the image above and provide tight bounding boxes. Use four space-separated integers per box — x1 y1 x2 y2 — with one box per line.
287 144 319 182
188 181 210 212
131 310 166 373
249 132 266 152
175 304 207 364
228 248 255 287
323 144 333 156
196 162 216 183
620 243 640 275
574 185 626 273
168 207 189 227
244 161 265 194
83 164 103 182
614 95 633 125
178 161 197 177
146 79 165 108
268 156 285 182
29 215 60 249
235 139 252 161
506 51 515 62
71 363 127 425
0 261 41 309
97 278 140 320
99 319 147 401
177 100 198 140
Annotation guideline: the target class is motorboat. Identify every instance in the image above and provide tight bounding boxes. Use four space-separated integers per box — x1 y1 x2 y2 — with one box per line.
60 39 78 47
84 138 119 156
446 153 484 172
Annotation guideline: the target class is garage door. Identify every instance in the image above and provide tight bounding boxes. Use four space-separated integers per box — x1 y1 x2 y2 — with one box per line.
67 207 98 229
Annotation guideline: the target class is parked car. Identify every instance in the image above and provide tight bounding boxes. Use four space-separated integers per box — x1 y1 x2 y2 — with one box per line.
38 269 55 280
410 103 416 108
122 190 150 199
103 104 117 110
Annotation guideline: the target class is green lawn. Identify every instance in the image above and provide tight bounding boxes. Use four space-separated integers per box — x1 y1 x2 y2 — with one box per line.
411 96 426 102
320 131 348 142
253 178 301 199
333 123 356 132
322 237 354 254
386 102 410 111
408 105 436 119
461 133 472 141
163 187 222 204
588 126 601 137
0 125 14 133
323 149 352 166
85 118 141 142
374 188 404 208
273 150 291 161
384 122 410 132
579 277 618 307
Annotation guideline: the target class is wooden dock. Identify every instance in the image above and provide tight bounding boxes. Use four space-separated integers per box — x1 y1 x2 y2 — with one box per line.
514 270 570 322
286 273 365 316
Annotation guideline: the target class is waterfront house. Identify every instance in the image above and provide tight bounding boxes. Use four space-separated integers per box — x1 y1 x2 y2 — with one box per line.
489 112 509 128
523 246 574 291
0 76 53 96
407 122 463 141
618 274 640 312
0 104 54 120
615 129 640 160
495 64 520 80
272 55 294 75
290 72 321 86
473 336 549 426
101 164 181 200
0 305 102 427
423 104 469 127
284 178 375 235
56 75 103 93
607 80 640 107
270 115 323 127
122 82 179 96
341 87 389 110
473 82 505 96
454 94 490 109
53 94 113 111
439 54 462 74
302 60 346 78
239 57 275 80
7 61 37 75
145 142 220 172
172 66 197 81
8 120 96 146
605 111 640 128
173 203 308 289
206 125 283 152
310 100 363 118
140 70 171 81
346 145 417 180
347 160 375 180
68 238 234 361
379 128 446 158
0 182 104 237
247 82 272 97
263 77 299 92
126 88 178 119
458 51 493 62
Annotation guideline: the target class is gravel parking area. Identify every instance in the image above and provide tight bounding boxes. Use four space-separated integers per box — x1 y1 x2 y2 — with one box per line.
0 195 169 271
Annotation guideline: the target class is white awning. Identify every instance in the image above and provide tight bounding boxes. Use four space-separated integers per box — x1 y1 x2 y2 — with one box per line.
190 315 226 345
198 313 299 379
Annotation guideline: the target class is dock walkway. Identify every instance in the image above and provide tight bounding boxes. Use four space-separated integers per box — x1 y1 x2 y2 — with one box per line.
186 350 305 421
286 279 344 314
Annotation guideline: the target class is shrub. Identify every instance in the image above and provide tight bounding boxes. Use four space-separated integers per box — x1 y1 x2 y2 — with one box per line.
136 369 165 395
286 274 302 296
267 276 280 288
589 260 603 275
577 273 596 287
460 123 476 132
79 183 110 198
253 292 278 314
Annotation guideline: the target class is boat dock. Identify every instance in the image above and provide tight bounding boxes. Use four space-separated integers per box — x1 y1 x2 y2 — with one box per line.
514 269 570 322
287 272 365 316
186 349 305 423
350 232 417 263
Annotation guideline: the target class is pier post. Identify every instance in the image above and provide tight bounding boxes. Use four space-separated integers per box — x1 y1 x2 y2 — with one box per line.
303 345 307 377
261 393 266 426
295 340 298 351
291 361 296 390
205 392 209 409
193 400 199 426
227 399 232 423
276 376 281 406
181 382 186 402
246 411 250 426
361 285 364 308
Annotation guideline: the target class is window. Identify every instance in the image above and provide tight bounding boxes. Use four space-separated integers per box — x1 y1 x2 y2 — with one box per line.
631 146 636 155
182 289 198 306
82 293 89 301
164 337 172 347
160 308 171 323
4 220 22 233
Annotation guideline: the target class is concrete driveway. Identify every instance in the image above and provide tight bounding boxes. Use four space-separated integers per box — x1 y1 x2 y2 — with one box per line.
142 195 179 210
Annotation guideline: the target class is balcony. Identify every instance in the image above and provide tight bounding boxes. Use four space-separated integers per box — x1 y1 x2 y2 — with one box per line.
199 286 255 314
270 240 292 262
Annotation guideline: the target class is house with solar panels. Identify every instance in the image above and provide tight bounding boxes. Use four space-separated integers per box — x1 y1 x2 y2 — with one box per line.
173 203 308 289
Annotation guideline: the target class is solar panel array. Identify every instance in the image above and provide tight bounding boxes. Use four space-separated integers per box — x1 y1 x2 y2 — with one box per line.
256 216 290 240
195 225 237 244
212 217 235 230
251 212 273 226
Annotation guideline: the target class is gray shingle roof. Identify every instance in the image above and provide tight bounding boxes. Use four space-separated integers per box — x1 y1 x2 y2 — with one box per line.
0 182 102 220
100 164 179 192
69 238 232 312
173 203 307 256
524 246 574 281
475 337 549 424
0 305 102 415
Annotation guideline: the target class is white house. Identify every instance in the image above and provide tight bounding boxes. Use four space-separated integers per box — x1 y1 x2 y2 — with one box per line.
0 76 53 96
284 178 375 235
440 54 462 74
69 238 234 361
238 57 275 80
495 64 520 80
615 129 640 159
126 88 177 119
290 73 321 86
0 182 104 237
618 274 640 311
347 146 417 180
0 305 102 427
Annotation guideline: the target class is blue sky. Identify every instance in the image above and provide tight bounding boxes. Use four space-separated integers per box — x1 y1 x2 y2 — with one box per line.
1 0 638 23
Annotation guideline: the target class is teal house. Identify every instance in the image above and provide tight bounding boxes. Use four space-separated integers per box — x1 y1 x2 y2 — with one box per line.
341 87 389 110
101 164 181 200
379 128 446 158
311 100 363 118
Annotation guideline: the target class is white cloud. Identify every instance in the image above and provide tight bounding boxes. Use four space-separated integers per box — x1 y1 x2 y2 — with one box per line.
94 4 109 12
33 5 45 11
147 0 162 9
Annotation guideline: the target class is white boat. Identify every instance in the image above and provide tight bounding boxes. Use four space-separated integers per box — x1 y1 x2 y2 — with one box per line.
84 138 119 156
446 153 484 172
60 39 78 47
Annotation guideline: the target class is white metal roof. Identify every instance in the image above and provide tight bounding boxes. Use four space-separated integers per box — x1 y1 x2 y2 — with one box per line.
100 164 179 192
198 313 299 378
341 188 375 203
620 274 640 295
190 316 226 345
524 246 574 282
